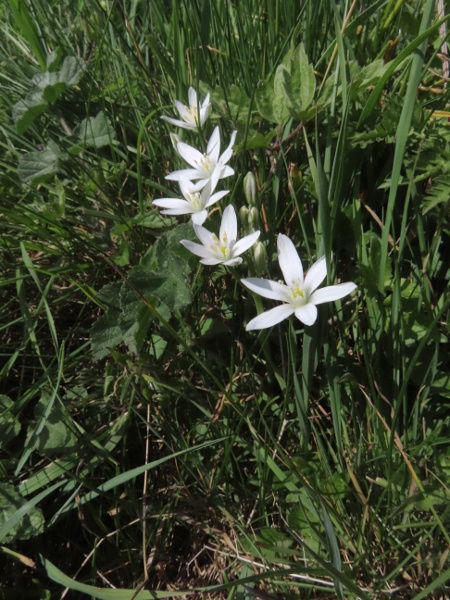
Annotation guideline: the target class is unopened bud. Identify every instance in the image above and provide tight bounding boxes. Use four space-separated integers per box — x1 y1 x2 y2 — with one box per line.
248 206 260 232
239 206 249 228
170 132 181 152
243 171 257 207
253 241 267 275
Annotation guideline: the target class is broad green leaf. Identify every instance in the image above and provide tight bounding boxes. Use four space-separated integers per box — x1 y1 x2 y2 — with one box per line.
25 395 77 456
12 90 48 135
71 112 116 152
0 395 21 447
283 44 316 118
255 80 276 123
0 484 44 543
17 141 62 186
273 65 291 123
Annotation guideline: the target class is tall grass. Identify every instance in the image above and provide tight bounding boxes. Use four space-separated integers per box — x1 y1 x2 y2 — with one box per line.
1 0 449 598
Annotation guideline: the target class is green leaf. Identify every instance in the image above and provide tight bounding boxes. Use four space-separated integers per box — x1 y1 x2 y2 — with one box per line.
273 65 291 123
12 90 48 135
71 112 116 152
283 44 316 119
17 141 62 186
0 484 44 543
0 395 21 447
255 80 277 123
25 394 77 456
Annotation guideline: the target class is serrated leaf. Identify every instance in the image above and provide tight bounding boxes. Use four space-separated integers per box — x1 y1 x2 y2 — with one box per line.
12 90 48 135
273 65 291 123
0 484 44 543
17 141 62 186
255 80 277 123
283 44 316 118
72 112 116 152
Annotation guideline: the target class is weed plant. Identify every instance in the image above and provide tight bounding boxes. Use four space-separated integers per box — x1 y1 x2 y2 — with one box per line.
0 0 449 598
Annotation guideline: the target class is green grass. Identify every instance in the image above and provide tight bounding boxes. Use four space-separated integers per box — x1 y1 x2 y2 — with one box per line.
1 0 449 598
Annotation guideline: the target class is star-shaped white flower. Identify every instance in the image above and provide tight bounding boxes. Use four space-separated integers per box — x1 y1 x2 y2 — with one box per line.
161 87 211 130
242 234 357 330
180 205 260 266
152 169 229 225
166 126 236 190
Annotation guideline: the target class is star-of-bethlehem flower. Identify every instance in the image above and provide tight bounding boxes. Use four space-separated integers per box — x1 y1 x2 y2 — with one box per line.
161 87 211 130
242 234 357 330
181 205 260 267
152 168 229 226
166 126 237 190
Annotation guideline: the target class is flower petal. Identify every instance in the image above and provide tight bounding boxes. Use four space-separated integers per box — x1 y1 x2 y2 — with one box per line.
188 87 197 108
152 198 190 210
232 230 260 257
304 255 327 295
219 130 237 165
246 304 295 331
176 142 204 168
223 257 243 266
241 277 291 302
207 126 221 161
219 165 235 179
160 115 194 130
193 223 219 251
191 210 208 225
166 168 203 182
294 304 318 326
205 190 229 208
310 282 357 305
180 239 215 260
220 205 237 245
277 234 304 287
200 257 223 265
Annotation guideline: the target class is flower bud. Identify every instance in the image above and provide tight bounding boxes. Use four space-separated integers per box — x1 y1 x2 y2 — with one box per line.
239 205 249 229
243 171 257 207
253 241 267 275
248 206 260 232
170 132 182 152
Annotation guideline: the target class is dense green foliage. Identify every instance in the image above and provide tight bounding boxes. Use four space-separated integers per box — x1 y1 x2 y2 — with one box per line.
1 0 449 598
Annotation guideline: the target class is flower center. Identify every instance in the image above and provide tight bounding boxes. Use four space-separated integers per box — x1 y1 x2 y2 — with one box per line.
211 233 230 259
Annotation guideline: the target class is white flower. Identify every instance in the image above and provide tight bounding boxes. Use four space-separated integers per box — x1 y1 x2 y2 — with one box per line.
166 126 237 190
152 170 229 225
242 234 357 330
161 87 211 130
181 205 260 267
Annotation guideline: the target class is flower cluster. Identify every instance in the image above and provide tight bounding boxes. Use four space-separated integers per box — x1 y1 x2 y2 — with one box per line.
156 87 356 331
155 87 260 265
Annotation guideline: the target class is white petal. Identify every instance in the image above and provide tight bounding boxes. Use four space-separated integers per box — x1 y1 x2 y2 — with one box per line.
294 304 318 326
219 130 237 165
241 277 291 302
277 234 304 287
220 205 237 245
180 239 215 260
200 103 211 125
160 115 194 130
205 189 229 208
159 207 191 216
201 92 210 108
153 198 190 210
223 257 243 266
246 304 295 331
193 223 217 248
232 230 260 257
304 255 327 295
207 126 221 160
174 100 192 123
200 257 222 265
188 87 197 108
191 210 208 225
166 168 203 181
310 282 357 305
177 142 204 168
